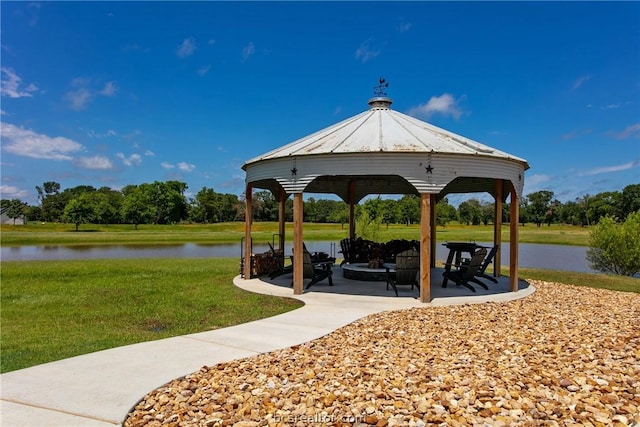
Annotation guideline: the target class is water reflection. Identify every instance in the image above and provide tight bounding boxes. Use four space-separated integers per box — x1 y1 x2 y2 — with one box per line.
1 241 596 273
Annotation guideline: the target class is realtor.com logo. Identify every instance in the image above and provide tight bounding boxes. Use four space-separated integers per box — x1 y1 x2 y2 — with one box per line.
271 414 364 424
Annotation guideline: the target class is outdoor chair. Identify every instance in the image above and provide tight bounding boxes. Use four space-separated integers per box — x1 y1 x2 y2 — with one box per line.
339 238 355 266
474 245 499 285
303 251 333 289
386 249 419 297
442 247 488 292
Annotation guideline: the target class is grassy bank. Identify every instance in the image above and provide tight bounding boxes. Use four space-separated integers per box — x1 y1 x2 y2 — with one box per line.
0 222 591 246
2 256 637 373
0 258 303 373
519 268 639 294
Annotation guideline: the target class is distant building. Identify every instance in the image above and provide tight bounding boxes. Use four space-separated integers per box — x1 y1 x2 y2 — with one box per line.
0 207 26 225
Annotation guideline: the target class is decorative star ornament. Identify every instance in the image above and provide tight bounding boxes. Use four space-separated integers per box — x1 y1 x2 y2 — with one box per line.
291 167 297 176
425 164 434 174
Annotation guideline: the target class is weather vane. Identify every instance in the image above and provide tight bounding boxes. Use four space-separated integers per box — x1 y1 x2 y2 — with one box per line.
373 77 389 96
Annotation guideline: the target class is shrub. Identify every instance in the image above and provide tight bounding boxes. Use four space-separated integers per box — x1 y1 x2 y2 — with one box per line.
587 211 640 276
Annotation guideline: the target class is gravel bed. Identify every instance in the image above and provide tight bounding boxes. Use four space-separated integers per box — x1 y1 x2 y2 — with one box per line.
124 280 640 426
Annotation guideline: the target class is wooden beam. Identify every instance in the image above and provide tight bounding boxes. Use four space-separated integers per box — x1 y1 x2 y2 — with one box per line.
278 188 286 251
293 193 304 294
494 180 503 277
420 193 432 303
430 193 437 268
244 184 253 280
509 185 519 292
348 180 356 239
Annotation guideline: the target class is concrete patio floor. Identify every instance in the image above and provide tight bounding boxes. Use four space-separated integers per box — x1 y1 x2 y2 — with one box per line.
248 264 533 306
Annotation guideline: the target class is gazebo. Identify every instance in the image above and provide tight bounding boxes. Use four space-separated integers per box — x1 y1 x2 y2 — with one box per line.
242 93 529 302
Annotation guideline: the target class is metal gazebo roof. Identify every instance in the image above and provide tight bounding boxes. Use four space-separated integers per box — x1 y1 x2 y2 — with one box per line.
243 97 529 203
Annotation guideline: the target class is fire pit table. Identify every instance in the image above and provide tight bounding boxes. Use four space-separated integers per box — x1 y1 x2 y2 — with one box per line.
342 263 394 281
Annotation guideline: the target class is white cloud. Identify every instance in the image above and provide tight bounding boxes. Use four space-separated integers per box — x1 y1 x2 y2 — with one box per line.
74 155 113 170
64 78 118 110
602 103 620 110
355 39 381 63
0 122 84 160
65 88 92 110
242 42 255 61
98 81 118 96
161 162 175 169
525 174 553 186
613 123 640 139
579 159 640 176
560 128 592 141
116 152 142 166
396 21 412 32
176 37 196 58
0 184 30 199
177 161 195 172
198 65 211 76
572 75 591 90
144 150 155 157
1 68 39 98
407 93 464 119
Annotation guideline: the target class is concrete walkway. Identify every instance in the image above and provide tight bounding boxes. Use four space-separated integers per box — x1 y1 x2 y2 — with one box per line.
1 270 534 426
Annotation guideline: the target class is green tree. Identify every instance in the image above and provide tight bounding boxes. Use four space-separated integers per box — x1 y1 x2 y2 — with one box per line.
379 199 398 227
527 190 554 227
435 197 457 227
5 199 27 224
588 191 621 223
356 209 382 241
35 181 65 222
190 187 241 223
587 211 640 276
253 190 277 221
621 183 640 218
458 199 482 225
303 196 319 222
191 187 219 223
63 195 95 231
557 200 582 225
397 195 420 225
121 186 154 229
83 187 123 224
328 203 349 228
479 200 495 226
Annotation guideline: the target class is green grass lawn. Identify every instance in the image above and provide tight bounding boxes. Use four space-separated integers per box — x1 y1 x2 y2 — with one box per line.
2 257 637 373
0 258 302 373
3 222 635 374
0 221 591 246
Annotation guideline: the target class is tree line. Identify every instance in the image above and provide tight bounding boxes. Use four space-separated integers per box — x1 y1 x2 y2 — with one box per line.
1 181 638 230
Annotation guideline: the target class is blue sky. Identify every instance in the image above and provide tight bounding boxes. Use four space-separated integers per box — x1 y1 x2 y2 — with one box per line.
1 1 639 206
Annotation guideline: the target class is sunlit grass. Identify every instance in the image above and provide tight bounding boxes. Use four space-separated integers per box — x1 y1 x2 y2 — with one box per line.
0 258 303 373
519 268 639 294
0 222 590 246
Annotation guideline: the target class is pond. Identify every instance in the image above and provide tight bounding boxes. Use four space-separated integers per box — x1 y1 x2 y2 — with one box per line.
1 241 597 273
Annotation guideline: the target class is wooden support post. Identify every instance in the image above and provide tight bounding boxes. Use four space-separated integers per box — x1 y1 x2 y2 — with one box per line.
430 193 437 268
278 188 286 251
348 180 356 240
494 180 503 277
509 185 519 292
293 193 304 294
244 184 253 280
420 193 432 303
